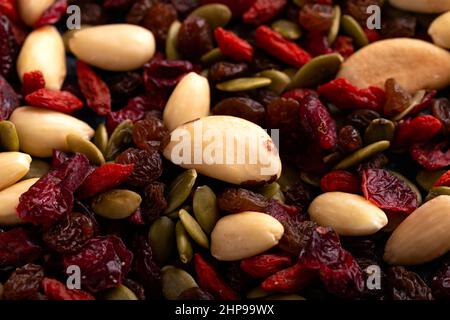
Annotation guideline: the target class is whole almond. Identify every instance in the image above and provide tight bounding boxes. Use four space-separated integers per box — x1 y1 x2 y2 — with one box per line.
384 195 450 265
0 178 38 225
428 11 450 49
337 38 450 93
69 24 156 71
389 0 450 13
163 116 282 185
17 0 55 26
163 72 210 132
0 152 32 192
211 211 284 261
17 26 66 90
10 107 94 158
308 192 388 236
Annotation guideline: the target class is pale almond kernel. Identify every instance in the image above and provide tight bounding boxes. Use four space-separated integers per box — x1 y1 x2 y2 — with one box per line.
211 211 284 261
0 178 39 226
384 195 450 265
10 107 95 158
308 192 388 236
428 11 450 49
389 0 450 13
17 0 55 26
17 26 66 90
0 152 32 192
163 72 210 132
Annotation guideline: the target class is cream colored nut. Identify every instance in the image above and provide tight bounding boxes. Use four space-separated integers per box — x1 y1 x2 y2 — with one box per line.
163 116 282 185
17 0 55 26
163 72 210 132
384 195 450 265
308 192 388 236
10 107 94 158
211 211 284 261
0 152 32 192
337 38 450 93
69 24 156 71
0 178 38 225
429 11 450 49
389 0 450 13
17 26 66 90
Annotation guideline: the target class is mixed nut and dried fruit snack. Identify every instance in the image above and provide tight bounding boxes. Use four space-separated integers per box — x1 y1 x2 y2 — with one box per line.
1 0 450 302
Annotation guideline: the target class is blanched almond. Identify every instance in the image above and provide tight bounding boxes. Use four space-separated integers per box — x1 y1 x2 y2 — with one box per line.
211 211 284 261
163 72 210 131
384 195 450 265
337 38 450 93
10 107 94 158
163 116 282 185
17 0 55 26
17 26 66 90
389 0 450 13
428 11 450 49
69 24 156 71
0 178 38 226
0 152 32 192
308 192 388 236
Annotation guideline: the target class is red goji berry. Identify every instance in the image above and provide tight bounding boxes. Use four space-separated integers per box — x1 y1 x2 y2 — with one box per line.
42 278 95 300
21 71 46 96
394 115 442 148
25 88 83 113
240 253 292 278
77 163 135 199
410 141 450 170
281 88 317 103
434 170 450 187
34 0 68 28
261 262 317 293
318 78 386 113
304 31 333 57
320 170 361 194
243 0 287 24
194 254 239 300
76 60 111 116
214 27 254 62
332 36 354 59
0 0 19 23
255 26 311 68
363 27 381 43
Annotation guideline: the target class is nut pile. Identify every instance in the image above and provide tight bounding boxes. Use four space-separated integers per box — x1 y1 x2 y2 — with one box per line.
0 0 450 301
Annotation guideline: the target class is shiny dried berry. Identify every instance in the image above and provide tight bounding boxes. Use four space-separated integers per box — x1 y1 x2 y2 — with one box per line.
338 125 362 153
25 88 84 114
0 15 17 78
213 97 265 125
240 253 292 279
432 98 450 136
177 16 214 60
208 62 248 83
346 109 381 131
261 261 317 293
282 88 317 103
106 96 149 134
304 30 333 56
0 228 42 267
432 263 450 300
132 116 170 152
299 3 334 32
284 182 315 212
116 148 163 186
141 181 167 224
43 212 95 254
0 74 19 120
214 28 254 62
381 11 416 39
333 35 354 58
346 0 383 24
361 168 418 214
126 0 155 24
34 0 68 28
410 141 450 170
321 170 361 194
383 78 411 116
144 58 194 90
217 188 268 213
80 2 108 25
108 72 143 100
21 70 46 95
0 0 19 23
177 287 214 300
243 0 287 25
3 264 44 300
387 266 433 300
63 236 133 293
141 3 178 44
394 115 442 148
42 278 95 300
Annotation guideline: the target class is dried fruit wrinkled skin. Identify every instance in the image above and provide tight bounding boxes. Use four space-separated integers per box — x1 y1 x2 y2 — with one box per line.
0 75 19 120
217 188 268 213
387 266 433 300
116 148 163 186
3 264 44 300
42 278 94 300
177 16 214 60
0 228 42 267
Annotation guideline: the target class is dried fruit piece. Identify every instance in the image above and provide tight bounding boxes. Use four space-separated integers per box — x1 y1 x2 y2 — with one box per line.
3 264 44 300
142 181 167 223
383 78 411 116
106 96 148 134
25 88 84 114
177 15 213 60
432 98 450 136
116 148 163 186
261 262 317 293
387 266 433 300
34 0 68 28
0 75 19 120
141 3 178 45
22 70 46 96
0 15 17 78
132 116 169 152
42 278 94 300
243 0 287 24
214 27 253 62
338 125 362 153
299 3 334 32
217 188 268 213
410 141 450 170
213 97 265 125
240 253 292 278
394 115 442 148
0 228 42 267
144 57 193 90
434 170 450 188
321 170 361 194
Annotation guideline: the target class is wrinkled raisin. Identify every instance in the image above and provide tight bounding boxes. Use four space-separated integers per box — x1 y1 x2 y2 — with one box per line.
126 0 155 24
3 264 44 300
338 125 362 153
387 266 433 300
116 148 163 186
383 78 411 116
170 0 200 15
432 263 450 300
142 3 178 44
208 62 248 83
0 74 19 120
381 10 416 39
80 2 108 25
0 228 42 267
0 15 17 78
141 181 167 223
108 72 143 100
144 57 194 90
284 181 315 212
217 188 268 213
346 109 381 131
132 116 170 152
299 3 334 32
177 16 213 60
213 97 265 125
432 98 450 136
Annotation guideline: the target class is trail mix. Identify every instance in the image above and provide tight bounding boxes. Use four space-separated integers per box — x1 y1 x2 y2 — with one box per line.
1 0 450 301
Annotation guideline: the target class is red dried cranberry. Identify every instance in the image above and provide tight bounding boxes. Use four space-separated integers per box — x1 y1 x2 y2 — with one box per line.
0 15 18 78
177 15 214 60
141 3 178 44
0 228 42 267
42 278 95 300
394 115 442 148
410 141 450 170
338 125 362 153
3 264 44 300
34 0 68 28
217 188 268 213
116 148 163 186
0 74 19 120
213 97 265 125
106 96 149 134
432 98 450 136
0 0 19 23
321 170 361 194
332 36 354 58
144 57 193 90
304 31 334 57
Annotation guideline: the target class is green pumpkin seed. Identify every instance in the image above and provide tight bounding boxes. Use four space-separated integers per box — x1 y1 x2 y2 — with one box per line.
257 182 281 199
179 209 209 248
333 140 390 170
277 163 301 192
165 169 197 214
66 134 105 165
323 151 343 165
94 123 108 155
201 48 224 64
272 190 286 203
104 120 133 161
327 5 341 45
92 189 142 219
148 216 175 266
0 120 19 151
283 68 297 79
162 266 198 300
166 21 182 60
266 294 306 300
190 4 232 30
257 69 291 94
391 90 426 122
246 287 271 299
193 186 220 234
100 284 138 300
300 172 321 187
216 77 272 92
426 186 450 202
341 14 369 47
23 159 50 180
364 118 395 145
175 221 193 264
416 170 446 191
271 19 301 40
390 171 422 205
287 53 344 90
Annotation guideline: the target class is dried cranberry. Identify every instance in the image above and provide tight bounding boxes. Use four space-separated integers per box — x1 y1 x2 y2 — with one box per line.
25 88 84 114
387 266 433 300
208 62 248 83
410 141 450 170
304 30 334 56
434 170 450 188
0 228 42 267
282 88 317 103
0 74 19 120
284 181 315 212
0 15 18 78
299 3 334 32
108 72 143 100
106 96 148 134
141 181 167 223
3 264 44 300
144 57 193 90
213 97 265 125
132 115 170 152
116 148 163 186
63 236 133 293
338 125 362 153
240 253 292 278
383 78 411 116
177 15 213 60
217 188 268 213
432 263 450 300
177 287 214 300
432 98 450 136
42 278 95 300
0 0 19 23
33 0 68 28
333 35 354 58
321 170 361 194
394 115 442 148
141 3 178 44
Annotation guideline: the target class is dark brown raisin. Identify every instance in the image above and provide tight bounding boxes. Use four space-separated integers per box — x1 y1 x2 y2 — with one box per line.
346 0 383 24
116 148 163 186
141 3 178 45
253 89 279 107
132 116 170 152
432 98 450 136
217 188 268 213
108 72 143 100
213 97 265 125
141 181 167 223
126 0 156 24
284 181 316 212
171 0 200 15
346 109 381 131
338 125 362 153
208 62 248 83
3 264 44 300
387 266 433 300
381 9 417 39
79 2 108 25
177 16 214 60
